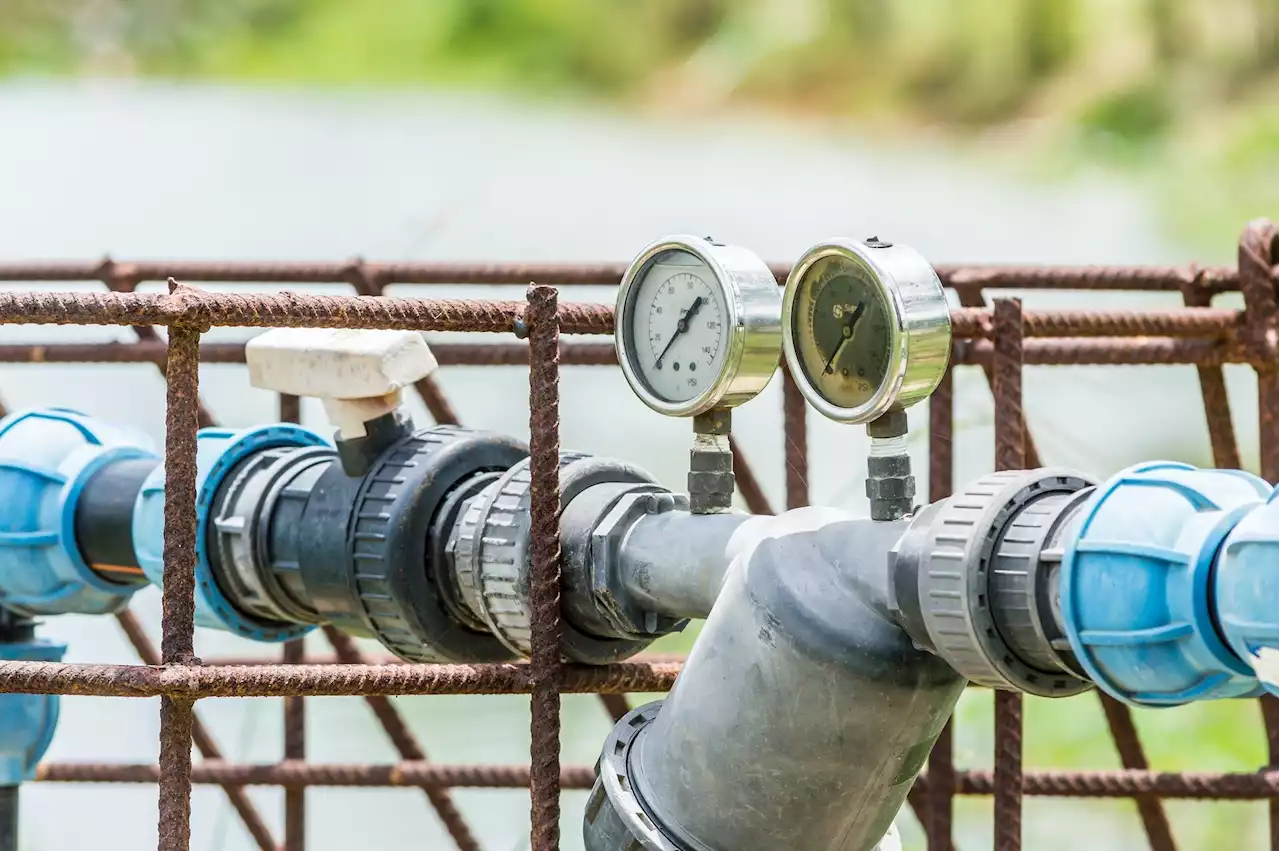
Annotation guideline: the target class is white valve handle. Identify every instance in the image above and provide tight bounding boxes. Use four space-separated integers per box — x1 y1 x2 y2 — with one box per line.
245 328 438 439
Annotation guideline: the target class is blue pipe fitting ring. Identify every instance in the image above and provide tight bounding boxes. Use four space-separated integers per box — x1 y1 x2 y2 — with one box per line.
0 637 67 784
0 408 158 617
133 424 330 642
1214 487 1279 697
1061 461 1273 706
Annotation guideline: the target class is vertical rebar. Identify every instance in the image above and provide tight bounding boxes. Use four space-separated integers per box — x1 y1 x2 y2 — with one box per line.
283 640 307 851
322 628 482 851
157 288 202 851
1239 220 1280 851
1237 222 1279 484
278 393 301 426
992 299 1025 851
415 376 461 425
958 288 1042 467
115 610 277 851
1262 695 1279 851
526 285 562 851
1180 285 1241 470
1097 695 1176 851
278 387 307 850
782 365 809 510
727 437 775 516
926 364 957 851
599 694 630 723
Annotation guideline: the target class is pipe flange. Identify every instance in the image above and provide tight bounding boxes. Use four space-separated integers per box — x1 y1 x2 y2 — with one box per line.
918 468 1095 696
583 701 683 851
211 445 334 625
462 453 657 663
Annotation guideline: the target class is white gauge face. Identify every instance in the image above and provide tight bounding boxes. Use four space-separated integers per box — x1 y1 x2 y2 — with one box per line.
626 251 729 404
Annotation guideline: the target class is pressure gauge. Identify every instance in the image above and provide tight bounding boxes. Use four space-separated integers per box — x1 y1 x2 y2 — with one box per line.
781 237 951 424
615 235 782 417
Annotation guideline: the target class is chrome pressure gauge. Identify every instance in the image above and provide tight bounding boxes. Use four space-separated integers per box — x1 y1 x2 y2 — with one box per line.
781 237 951 424
616 235 781 417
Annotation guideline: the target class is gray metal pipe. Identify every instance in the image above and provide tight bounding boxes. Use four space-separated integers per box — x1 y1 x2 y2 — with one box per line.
615 510 762 621
586 509 965 851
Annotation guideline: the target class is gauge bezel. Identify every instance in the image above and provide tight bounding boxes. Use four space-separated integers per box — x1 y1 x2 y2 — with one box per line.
781 238 952 425
615 235 782 417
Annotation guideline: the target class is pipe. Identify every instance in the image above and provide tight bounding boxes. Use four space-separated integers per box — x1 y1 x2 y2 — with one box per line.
615 510 760 621
586 511 962 851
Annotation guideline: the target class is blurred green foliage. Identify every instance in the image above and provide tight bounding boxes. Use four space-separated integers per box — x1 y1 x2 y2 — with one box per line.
0 0 1274 249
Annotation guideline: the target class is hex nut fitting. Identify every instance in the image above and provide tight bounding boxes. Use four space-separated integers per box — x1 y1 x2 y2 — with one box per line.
587 490 690 639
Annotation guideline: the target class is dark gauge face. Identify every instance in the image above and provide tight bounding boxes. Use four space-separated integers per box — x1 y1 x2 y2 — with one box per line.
792 254 894 410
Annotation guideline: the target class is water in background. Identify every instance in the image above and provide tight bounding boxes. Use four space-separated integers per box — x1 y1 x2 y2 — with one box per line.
0 80 1264 850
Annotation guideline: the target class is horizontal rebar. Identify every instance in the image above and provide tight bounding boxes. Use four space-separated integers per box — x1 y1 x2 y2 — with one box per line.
202 653 689 667
36 760 599 789
34 761 1276 800
0 259 1249 293
0 659 681 698
0 302 1247 341
0 286 613 334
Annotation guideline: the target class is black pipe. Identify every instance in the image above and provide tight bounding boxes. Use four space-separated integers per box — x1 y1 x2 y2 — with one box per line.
73 457 158 586
0 785 16 851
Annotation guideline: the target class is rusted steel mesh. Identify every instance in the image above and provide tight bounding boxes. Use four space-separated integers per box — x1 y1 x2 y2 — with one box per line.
0 219 1275 851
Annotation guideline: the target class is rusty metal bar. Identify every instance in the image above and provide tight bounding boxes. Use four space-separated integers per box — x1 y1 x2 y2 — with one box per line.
992 299 1025 851
781 365 809 510
158 303 202 851
115 611 278 851
0 258 1250 293
324 628 481 851
1262 695 1279 851
1097 695 1176 851
959 289 1041 468
273 419 305 851
0 288 612 334
526 285 563 851
728 436 775 515
1180 288 1241 470
0 337 1266 368
31 762 1278 799
0 659 682 697
0 304 1252 339
927 364 957 851
1238 222 1279 484
282 639 306 851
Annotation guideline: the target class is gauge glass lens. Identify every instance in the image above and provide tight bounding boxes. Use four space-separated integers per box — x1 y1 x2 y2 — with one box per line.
626 249 729 403
793 253 894 410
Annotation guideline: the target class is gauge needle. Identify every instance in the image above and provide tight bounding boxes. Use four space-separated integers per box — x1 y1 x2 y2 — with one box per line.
823 301 865 375
654 296 704 369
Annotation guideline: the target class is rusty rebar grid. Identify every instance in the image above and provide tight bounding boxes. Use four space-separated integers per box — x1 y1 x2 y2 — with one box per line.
0 226 1273 851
